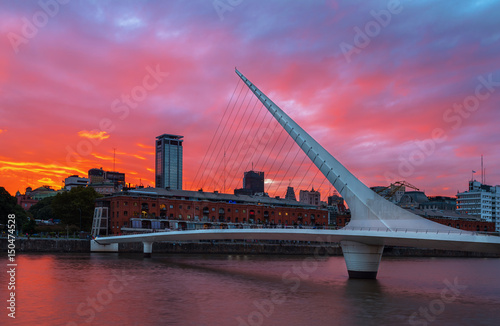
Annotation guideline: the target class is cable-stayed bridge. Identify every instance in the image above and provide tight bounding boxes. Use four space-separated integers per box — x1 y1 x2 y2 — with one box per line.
92 69 500 279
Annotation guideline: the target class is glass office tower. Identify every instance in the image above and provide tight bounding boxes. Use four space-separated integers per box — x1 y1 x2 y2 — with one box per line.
155 134 183 189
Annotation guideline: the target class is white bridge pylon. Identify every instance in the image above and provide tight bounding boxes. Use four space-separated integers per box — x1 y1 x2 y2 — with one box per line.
234 68 493 278
235 68 453 233
91 69 500 279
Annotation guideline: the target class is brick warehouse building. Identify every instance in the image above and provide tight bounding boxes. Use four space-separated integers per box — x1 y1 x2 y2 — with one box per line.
335 213 496 232
93 188 328 236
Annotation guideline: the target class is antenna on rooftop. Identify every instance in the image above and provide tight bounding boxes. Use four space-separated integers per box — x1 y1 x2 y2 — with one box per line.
113 148 116 172
481 155 484 184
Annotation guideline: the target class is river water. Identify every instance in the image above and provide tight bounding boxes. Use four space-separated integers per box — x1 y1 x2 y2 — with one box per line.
1 253 499 326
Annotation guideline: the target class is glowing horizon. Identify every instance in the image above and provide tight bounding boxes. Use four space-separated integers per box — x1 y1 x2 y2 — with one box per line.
1 1 499 199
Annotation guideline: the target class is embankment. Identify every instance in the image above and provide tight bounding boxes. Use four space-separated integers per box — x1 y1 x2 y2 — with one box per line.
1 238 499 257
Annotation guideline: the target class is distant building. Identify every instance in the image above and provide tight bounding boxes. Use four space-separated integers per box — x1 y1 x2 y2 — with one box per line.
28 186 58 200
90 183 116 195
420 196 456 211
399 191 429 209
234 170 265 196
155 134 183 190
457 180 500 231
15 189 38 211
299 188 321 206
328 194 346 212
105 171 125 188
285 186 296 201
88 168 105 184
88 168 126 195
64 175 89 190
15 185 61 210
326 194 346 225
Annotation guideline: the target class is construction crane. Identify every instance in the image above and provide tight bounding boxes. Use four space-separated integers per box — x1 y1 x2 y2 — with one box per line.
374 181 420 201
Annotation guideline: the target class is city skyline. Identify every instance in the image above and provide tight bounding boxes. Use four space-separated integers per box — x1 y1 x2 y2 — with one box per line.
1 1 500 198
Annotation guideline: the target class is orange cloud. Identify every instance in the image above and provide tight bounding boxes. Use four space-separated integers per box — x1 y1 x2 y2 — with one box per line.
0 160 86 176
137 143 153 149
78 130 110 140
0 129 6 134
37 178 58 187
91 153 116 161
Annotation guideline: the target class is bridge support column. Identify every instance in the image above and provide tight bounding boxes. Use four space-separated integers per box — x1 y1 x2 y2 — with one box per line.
340 241 384 279
90 240 118 252
143 242 153 258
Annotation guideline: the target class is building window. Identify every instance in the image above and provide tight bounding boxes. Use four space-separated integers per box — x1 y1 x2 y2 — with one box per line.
179 205 182 209
170 205 174 209
124 201 128 206
134 202 138 206
124 211 128 216
188 206 191 210
212 208 215 211
236 209 239 213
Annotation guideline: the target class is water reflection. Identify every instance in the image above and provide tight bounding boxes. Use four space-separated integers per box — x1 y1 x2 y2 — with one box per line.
1 254 499 326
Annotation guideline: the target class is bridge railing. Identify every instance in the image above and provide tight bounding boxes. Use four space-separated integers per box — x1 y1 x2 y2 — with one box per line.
340 226 498 236
137 224 499 237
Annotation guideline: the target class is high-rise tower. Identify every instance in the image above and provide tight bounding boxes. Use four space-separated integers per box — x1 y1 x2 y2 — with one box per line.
155 134 183 189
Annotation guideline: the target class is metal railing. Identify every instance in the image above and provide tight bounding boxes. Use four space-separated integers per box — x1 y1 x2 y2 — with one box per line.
112 223 499 237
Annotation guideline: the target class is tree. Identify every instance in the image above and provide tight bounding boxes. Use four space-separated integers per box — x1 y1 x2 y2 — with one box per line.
51 187 102 232
0 187 28 232
29 196 54 220
23 218 37 235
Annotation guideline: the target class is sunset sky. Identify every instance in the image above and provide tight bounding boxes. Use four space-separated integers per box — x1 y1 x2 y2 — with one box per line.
1 0 499 200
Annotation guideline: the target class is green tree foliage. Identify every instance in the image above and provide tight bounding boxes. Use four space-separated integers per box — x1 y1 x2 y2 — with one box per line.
23 218 37 235
51 187 102 231
29 196 55 220
0 187 28 232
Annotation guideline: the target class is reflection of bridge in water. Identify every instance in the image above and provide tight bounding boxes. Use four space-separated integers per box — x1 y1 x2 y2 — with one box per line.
92 69 500 279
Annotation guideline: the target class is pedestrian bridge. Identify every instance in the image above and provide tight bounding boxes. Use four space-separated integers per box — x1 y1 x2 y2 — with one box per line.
92 69 500 278
92 226 500 279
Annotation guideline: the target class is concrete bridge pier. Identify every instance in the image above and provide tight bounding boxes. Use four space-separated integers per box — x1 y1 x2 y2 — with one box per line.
143 241 153 258
340 240 384 279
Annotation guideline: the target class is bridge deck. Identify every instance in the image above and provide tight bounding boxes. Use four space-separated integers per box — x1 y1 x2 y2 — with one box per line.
94 228 500 254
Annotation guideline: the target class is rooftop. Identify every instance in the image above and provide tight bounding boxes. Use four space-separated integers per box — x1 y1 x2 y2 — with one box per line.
156 134 184 140
107 187 320 209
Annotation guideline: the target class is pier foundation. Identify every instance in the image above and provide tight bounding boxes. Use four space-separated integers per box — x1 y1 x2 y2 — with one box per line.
143 241 153 258
90 239 118 253
340 240 384 279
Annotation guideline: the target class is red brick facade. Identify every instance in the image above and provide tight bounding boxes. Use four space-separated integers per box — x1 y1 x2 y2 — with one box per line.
98 194 329 235
336 215 495 232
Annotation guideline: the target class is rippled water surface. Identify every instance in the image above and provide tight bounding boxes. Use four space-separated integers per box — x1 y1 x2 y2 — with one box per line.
1 253 499 325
